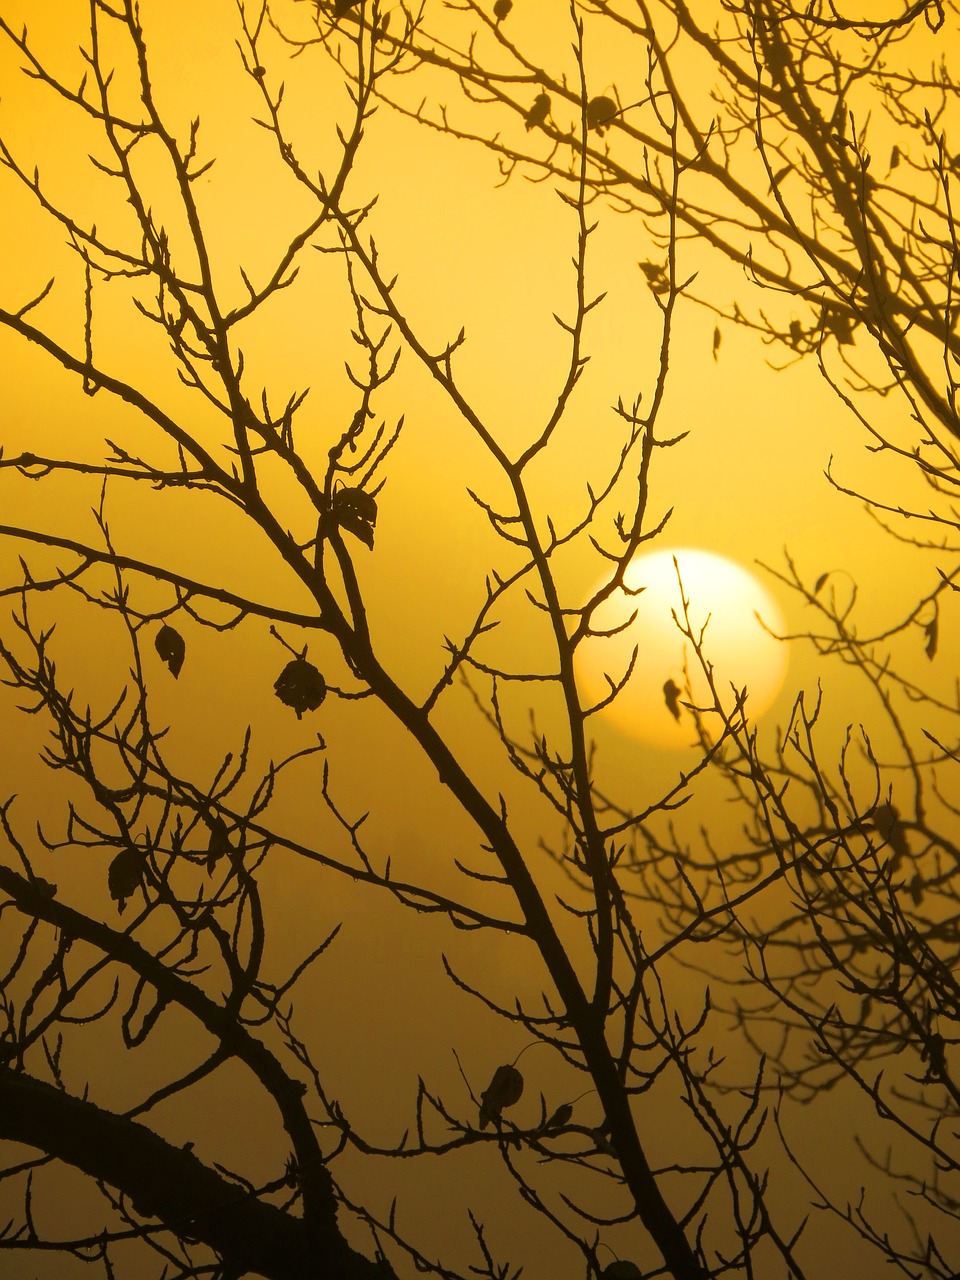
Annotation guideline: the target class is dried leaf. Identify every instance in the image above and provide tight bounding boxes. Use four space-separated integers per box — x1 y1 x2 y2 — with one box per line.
206 815 231 874
822 305 855 345
524 93 550 131
544 1102 573 1131
889 144 900 170
155 624 185 678
909 872 924 906
639 261 661 282
813 572 829 595
274 658 327 719
494 0 512 19
872 802 898 839
872 802 910 870
332 486 377 549
712 325 722 362
924 612 938 660
108 846 144 914
602 1264 643 1280
921 1032 945 1069
586 95 618 134
479 1063 523 1129
639 260 669 295
663 678 682 722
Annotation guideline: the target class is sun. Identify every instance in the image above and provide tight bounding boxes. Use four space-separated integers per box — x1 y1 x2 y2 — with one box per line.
576 548 788 749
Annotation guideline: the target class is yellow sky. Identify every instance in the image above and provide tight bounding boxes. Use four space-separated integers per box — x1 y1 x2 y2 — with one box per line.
0 4 958 1278
0 3 953 936
0 2 944 627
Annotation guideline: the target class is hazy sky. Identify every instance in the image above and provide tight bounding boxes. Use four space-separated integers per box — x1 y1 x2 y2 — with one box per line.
0 4 958 1279
3 0 951 764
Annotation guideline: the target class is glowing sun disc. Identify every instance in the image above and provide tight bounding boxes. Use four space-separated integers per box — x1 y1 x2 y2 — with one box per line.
576 548 788 748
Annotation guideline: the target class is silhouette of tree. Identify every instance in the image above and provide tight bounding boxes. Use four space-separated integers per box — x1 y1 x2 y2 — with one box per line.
0 3 958 1279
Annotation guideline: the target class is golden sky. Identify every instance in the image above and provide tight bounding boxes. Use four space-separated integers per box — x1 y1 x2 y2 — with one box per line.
0 3 959 1278
3 0 952 756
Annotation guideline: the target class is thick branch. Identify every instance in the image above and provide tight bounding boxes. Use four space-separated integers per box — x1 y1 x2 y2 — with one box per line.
0 1065 384 1280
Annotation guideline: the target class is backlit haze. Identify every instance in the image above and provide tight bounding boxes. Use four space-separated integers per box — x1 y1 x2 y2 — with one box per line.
0 4 958 1279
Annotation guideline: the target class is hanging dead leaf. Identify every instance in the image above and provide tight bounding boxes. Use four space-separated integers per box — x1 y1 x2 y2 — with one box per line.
924 611 938 660
920 1032 945 1078
712 325 722 362
494 0 512 19
108 846 144 914
821 304 855 345
274 658 327 719
479 1063 523 1129
908 871 924 906
663 678 682 722
813 572 829 595
889 144 901 171
872 802 910 870
639 260 669 295
206 815 231 874
544 1102 573 1131
332 486 377 549
155 624 185 678
524 93 550 131
586 95 618 134
602 1264 642 1280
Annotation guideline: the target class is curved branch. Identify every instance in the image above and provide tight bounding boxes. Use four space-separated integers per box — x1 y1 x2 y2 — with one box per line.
0 1065 386 1280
